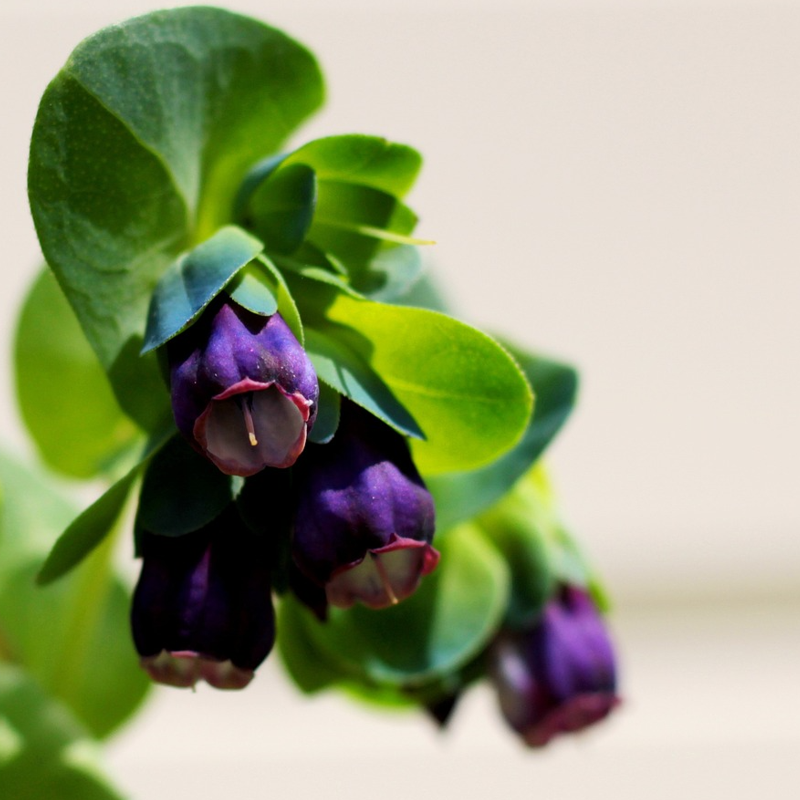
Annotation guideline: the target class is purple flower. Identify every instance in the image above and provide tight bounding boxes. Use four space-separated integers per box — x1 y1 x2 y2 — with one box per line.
292 402 438 610
131 507 275 690
168 298 318 476
488 585 620 747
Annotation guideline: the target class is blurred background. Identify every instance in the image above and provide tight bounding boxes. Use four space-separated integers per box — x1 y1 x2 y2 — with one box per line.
2 0 798 797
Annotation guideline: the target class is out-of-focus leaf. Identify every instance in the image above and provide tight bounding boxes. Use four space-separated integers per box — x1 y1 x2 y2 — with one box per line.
0 452 150 738
0 664 125 798
29 7 323 413
142 226 264 353
429 347 578 530
14 269 141 479
297 525 509 685
36 469 139 586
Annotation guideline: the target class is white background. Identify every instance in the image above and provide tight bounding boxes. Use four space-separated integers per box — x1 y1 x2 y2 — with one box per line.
1 1 799 798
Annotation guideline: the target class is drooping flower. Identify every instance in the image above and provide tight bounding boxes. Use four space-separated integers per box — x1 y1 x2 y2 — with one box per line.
488 584 619 747
292 401 438 610
131 506 275 690
168 298 318 476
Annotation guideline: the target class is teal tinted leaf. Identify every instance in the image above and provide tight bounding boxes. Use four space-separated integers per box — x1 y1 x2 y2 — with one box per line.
142 225 264 353
322 294 533 474
301 525 509 685
284 135 422 198
257 254 304 344
304 327 424 439
226 262 278 317
135 435 232 537
308 381 341 444
14 269 141 479
245 163 316 254
29 7 323 406
429 348 578 530
0 665 124 799
36 469 140 586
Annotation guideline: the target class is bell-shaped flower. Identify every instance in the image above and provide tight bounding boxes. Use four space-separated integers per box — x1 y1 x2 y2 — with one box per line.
292 401 438 610
168 298 319 476
131 506 275 690
488 584 620 747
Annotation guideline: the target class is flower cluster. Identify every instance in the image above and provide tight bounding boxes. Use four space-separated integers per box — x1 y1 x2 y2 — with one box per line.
132 296 438 688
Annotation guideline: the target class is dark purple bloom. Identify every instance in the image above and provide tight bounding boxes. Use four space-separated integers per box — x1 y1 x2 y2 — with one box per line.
292 402 438 610
168 298 318 476
488 585 620 747
131 507 275 690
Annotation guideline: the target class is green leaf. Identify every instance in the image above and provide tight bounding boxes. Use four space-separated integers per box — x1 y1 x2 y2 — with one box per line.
142 225 264 353
135 435 233 537
36 469 140 586
358 245 425 302
428 347 578 530
0 665 125 799
226 262 279 316
29 7 324 410
257 255 304 344
283 135 422 198
303 327 424 439
0 452 150 739
321 294 533 474
14 269 141 480
298 525 509 686
308 381 341 445
244 163 317 254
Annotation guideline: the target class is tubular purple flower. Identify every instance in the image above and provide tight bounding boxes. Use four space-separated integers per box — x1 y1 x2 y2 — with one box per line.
292 401 438 610
131 507 275 690
167 298 319 476
488 585 620 747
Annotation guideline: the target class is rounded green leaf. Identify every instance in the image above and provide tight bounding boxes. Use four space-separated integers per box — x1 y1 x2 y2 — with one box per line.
29 7 324 412
14 269 140 480
428 346 578 530
322 294 534 474
300 524 510 686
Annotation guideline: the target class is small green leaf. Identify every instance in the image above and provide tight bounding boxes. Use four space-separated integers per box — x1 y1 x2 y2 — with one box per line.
358 245 425 302
428 347 578 530
226 262 279 316
36 469 140 586
0 664 125 798
308 381 341 444
283 135 422 198
304 327 424 440
257 254 304 344
142 226 264 353
300 525 509 686
135 435 233 537
244 163 316 254
321 295 534 474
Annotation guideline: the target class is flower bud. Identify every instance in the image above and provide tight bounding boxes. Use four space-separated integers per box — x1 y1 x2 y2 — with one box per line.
292 402 438 610
131 507 275 689
489 585 619 747
168 299 318 476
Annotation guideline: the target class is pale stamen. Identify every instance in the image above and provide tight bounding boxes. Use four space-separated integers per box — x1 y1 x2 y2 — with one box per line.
370 552 399 606
238 395 258 447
